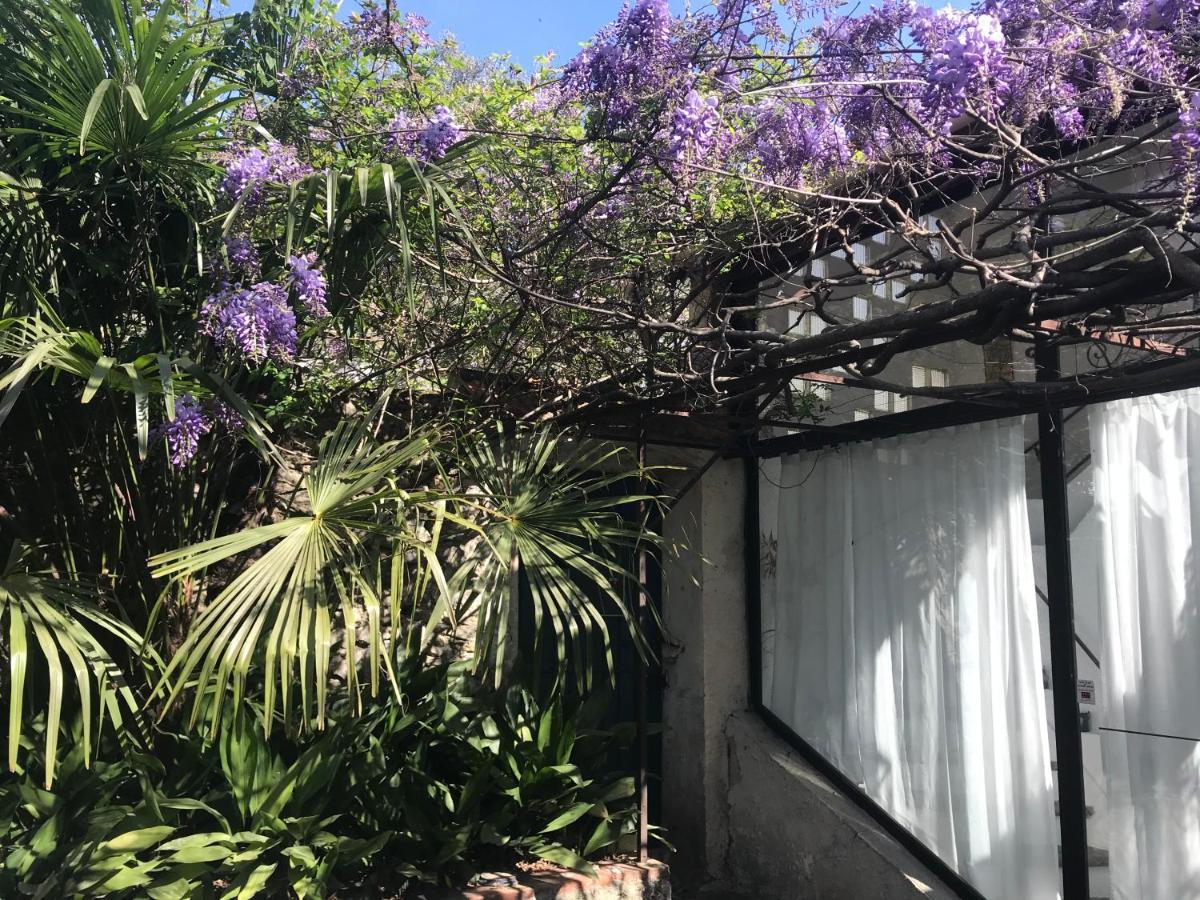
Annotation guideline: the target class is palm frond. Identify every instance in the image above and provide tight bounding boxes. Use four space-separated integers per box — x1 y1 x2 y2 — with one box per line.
148 414 439 735
0 542 144 787
0 314 279 462
0 0 234 297
0 0 234 180
460 427 662 690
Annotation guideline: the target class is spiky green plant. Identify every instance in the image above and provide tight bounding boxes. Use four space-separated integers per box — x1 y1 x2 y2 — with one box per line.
0 542 144 786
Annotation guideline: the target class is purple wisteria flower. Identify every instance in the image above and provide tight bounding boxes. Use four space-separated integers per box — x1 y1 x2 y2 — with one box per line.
287 252 329 317
350 3 429 52
278 69 319 100
157 394 212 467
384 106 462 162
1173 93 1200 178
563 0 677 129
201 282 298 364
1052 105 1086 141
667 89 720 171
925 11 1010 126
219 142 312 205
418 106 462 159
224 235 260 278
754 97 850 185
210 399 243 433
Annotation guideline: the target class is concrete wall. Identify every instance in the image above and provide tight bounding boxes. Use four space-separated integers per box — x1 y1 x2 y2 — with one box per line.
656 453 957 899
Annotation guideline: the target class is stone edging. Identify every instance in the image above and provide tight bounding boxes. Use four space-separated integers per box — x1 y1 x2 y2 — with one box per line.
420 861 671 900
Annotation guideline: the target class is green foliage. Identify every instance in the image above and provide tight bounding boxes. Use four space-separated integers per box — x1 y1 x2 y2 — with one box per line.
0 0 670 886
148 412 441 735
0 543 144 787
0 664 641 897
339 655 642 883
0 0 231 301
462 427 655 689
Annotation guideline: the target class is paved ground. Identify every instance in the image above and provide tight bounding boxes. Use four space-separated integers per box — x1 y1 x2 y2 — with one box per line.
671 882 755 900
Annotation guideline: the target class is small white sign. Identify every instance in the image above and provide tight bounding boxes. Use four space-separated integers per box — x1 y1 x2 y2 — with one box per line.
1078 679 1096 705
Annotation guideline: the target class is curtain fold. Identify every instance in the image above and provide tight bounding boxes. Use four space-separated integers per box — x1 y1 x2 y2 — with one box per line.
1091 390 1200 900
761 418 1058 899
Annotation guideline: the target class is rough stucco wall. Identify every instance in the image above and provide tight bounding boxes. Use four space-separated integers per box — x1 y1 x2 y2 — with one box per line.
725 710 955 900
657 454 957 899
659 469 712 878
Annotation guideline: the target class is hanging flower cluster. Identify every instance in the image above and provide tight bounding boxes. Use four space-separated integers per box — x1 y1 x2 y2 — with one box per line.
155 394 213 467
385 106 463 162
667 89 720 171
924 10 1010 124
349 2 429 53
563 0 677 129
153 396 244 468
754 98 850 186
219 142 312 204
223 235 260 278
1174 92 1200 174
287 252 329 317
200 281 298 364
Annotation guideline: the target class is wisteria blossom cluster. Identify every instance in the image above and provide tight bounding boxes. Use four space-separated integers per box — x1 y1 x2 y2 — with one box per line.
924 11 1009 124
563 0 677 130
555 0 1198 192
667 89 721 171
154 394 212 467
219 142 312 205
349 2 429 53
287 253 329 317
1175 92 1200 189
200 281 298 365
223 235 260 278
385 106 463 162
153 396 242 467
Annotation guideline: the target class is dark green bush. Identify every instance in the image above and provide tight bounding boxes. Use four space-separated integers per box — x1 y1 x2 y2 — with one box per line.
0 656 640 899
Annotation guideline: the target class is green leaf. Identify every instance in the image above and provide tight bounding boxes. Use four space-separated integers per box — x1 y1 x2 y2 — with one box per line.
228 863 278 900
82 355 115 403
540 801 595 834
156 354 175 420
79 78 114 154
125 83 149 120
101 825 175 852
583 817 628 857
530 840 595 875
123 363 150 460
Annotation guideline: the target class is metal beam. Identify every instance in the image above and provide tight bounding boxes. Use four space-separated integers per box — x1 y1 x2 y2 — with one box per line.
749 355 1200 458
1035 339 1090 900
1038 318 1192 359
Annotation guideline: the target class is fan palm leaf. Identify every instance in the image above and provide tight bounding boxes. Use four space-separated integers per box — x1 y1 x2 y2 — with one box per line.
0 0 234 297
0 0 233 180
148 414 443 735
0 542 145 787
460 427 661 690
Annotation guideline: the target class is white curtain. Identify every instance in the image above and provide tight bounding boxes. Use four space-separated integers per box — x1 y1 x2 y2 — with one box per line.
761 419 1058 899
1091 390 1200 900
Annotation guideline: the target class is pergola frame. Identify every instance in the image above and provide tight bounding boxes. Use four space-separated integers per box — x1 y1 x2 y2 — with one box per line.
736 337 1200 900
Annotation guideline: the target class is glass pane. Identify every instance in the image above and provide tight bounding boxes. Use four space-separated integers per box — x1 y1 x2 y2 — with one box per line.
759 419 1061 899
1062 390 1200 900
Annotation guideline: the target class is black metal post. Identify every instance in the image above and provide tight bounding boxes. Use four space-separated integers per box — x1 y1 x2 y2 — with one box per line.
1035 338 1090 900
636 421 650 863
744 451 763 708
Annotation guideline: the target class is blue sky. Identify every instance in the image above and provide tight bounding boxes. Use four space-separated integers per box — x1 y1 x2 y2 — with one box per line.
222 1 641 66
404 1 632 65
